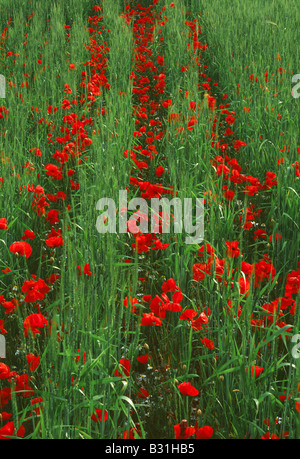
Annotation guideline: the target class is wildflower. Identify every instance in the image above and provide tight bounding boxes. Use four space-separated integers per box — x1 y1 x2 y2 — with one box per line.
91 409 108 423
178 381 199 396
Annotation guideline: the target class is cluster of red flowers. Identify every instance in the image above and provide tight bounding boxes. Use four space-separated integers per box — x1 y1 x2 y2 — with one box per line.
0 0 299 440
117 1 215 438
0 4 111 438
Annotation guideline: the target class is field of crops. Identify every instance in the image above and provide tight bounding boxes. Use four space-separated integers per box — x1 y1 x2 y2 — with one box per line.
0 0 299 440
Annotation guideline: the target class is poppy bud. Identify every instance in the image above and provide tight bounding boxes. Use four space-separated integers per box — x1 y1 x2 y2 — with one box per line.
219 375 224 381
197 409 202 416
144 343 149 350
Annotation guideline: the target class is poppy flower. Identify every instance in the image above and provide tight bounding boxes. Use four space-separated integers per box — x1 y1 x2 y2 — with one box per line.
91 409 108 423
31 397 43 416
178 381 199 396
223 188 235 201
84 263 91 276
201 338 215 350
246 365 264 378
191 312 209 331
172 291 183 303
261 432 280 439
180 309 197 321
114 358 131 378
0 363 11 380
196 425 214 439
26 353 40 371
162 99 172 108
21 229 35 240
9 241 32 259
123 425 141 439
21 278 50 303
161 278 178 292
0 388 11 408
45 210 60 224
150 295 167 319
2 301 17 315
226 240 240 258
0 319 7 334
45 164 63 180
0 421 15 439
137 388 150 399
45 236 64 247
62 99 71 110
15 374 34 397
0 412 12 421
140 312 162 326
174 420 195 439
0 218 8 230
23 313 49 338
137 354 151 364
192 262 210 281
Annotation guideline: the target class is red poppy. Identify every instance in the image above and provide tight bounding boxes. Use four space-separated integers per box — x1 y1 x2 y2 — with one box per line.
137 388 150 399
15 374 34 397
0 319 7 334
174 420 195 439
45 236 64 247
196 425 214 439
161 278 178 292
0 218 8 230
23 313 49 338
91 409 108 423
261 432 280 439
114 358 131 378
21 229 35 240
84 263 91 276
0 363 11 380
0 421 15 439
140 312 162 327
201 338 215 350
178 381 199 396
45 164 63 180
191 312 209 331
0 388 11 408
137 354 151 364
2 301 17 315
21 278 50 303
26 353 40 371
0 412 12 421
45 210 60 224
180 309 197 321
246 365 264 378
9 241 32 259
226 240 240 258
31 397 43 415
